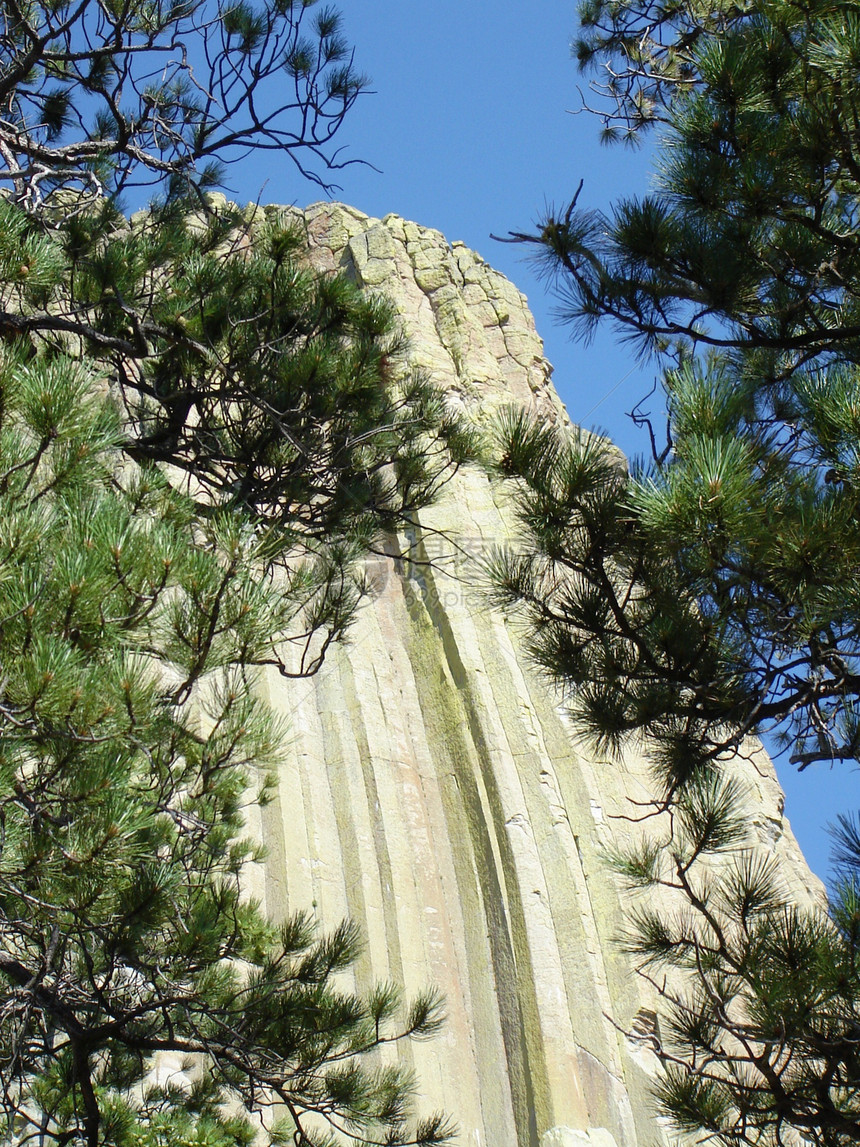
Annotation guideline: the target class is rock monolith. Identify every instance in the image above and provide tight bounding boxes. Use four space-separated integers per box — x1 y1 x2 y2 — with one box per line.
244 203 822 1147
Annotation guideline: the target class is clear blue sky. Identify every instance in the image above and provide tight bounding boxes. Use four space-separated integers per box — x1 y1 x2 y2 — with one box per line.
225 0 858 881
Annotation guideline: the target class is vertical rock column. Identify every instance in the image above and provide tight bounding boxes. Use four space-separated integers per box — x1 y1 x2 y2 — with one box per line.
252 203 822 1147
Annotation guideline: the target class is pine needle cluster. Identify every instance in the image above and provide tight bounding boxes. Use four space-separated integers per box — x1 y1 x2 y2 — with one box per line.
609 771 860 1147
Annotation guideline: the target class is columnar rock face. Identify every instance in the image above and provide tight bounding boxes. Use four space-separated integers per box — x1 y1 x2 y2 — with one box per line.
247 203 823 1147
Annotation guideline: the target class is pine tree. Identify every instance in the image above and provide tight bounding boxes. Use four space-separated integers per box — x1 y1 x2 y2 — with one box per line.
0 0 367 201
604 770 860 1147
492 0 860 785
0 2 470 1143
487 0 860 1141
0 339 452 1147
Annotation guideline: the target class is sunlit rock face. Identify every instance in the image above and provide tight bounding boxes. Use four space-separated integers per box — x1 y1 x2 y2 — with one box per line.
246 203 822 1147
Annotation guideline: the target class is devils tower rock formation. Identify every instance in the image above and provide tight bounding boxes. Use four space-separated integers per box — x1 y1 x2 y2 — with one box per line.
245 203 822 1147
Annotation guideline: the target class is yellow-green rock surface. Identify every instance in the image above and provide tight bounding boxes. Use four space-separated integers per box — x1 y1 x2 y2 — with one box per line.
248 203 822 1147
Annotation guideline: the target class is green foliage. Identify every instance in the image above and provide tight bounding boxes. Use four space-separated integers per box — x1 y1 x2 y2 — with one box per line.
488 408 759 786
492 0 860 783
1 195 474 674
0 343 455 1147
0 1 471 1143
606 773 860 1147
490 0 860 1140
